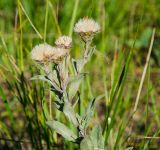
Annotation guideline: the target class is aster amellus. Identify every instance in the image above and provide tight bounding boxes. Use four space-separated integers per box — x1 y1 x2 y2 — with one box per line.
74 17 100 41
55 36 72 49
30 43 69 64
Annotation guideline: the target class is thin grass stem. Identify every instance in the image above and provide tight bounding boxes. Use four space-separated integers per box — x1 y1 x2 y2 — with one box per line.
69 0 79 37
44 0 49 42
133 28 155 112
19 2 43 39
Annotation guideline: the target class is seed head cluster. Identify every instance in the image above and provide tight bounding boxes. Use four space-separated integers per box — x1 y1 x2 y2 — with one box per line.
74 17 100 34
31 44 54 63
31 43 69 64
31 17 100 63
55 36 72 49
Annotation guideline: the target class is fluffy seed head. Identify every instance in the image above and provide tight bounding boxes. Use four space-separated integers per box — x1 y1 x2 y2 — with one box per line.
74 17 100 34
30 43 69 64
51 47 69 63
55 36 72 49
31 44 54 63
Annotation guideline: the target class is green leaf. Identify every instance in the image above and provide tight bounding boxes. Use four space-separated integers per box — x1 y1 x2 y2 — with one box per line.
80 125 104 150
54 98 64 111
90 125 104 150
68 74 85 100
82 98 96 129
63 102 78 127
42 97 50 119
80 136 93 150
46 120 77 142
72 58 84 74
30 75 62 93
48 70 59 86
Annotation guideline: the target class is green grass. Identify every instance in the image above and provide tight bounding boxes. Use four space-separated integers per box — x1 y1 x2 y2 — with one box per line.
0 0 160 149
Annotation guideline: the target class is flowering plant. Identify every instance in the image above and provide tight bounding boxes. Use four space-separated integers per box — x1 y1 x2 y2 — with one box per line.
30 17 104 149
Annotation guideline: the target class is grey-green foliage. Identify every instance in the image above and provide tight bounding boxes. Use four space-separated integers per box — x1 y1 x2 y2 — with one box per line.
63 102 79 127
90 125 104 149
81 99 96 132
68 73 85 100
80 125 104 150
80 136 93 150
46 120 77 142
30 75 62 93
72 58 84 74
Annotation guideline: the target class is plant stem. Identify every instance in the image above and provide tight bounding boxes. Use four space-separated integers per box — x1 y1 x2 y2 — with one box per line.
78 92 81 115
84 41 90 62
49 90 52 119
44 64 52 119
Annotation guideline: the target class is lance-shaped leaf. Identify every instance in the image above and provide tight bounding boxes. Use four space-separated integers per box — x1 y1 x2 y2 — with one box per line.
82 98 96 129
80 136 93 150
48 70 59 87
72 58 84 74
63 102 79 127
54 99 64 111
46 120 77 142
126 147 133 150
88 46 96 61
90 125 104 150
30 75 62 93
68 74 85 100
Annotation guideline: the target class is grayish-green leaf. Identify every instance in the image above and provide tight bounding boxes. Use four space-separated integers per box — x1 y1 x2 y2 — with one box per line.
76 113 82 124
30 75 62 93
72 58 84 74
82 98 96 129
46 120 77 142
54 98 64 111
80 136 93 150
58 58 69 87
63 102 78 127
48 70 59 86
73 97 80 108
90 125 104 150
125 147 133 150
68 74 85 100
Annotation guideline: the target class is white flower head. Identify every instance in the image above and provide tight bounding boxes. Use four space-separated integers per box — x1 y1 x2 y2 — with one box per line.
74 17 100 41
31 44 54 63
30 43 69 64
51 47 69 64
55 36 72 49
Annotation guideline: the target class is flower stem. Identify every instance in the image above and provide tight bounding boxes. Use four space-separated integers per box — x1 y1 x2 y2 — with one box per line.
78 91 81 115
84 40 92 64
49 90 52 119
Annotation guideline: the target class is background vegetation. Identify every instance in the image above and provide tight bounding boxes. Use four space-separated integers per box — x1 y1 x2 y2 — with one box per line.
0 0 160 149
